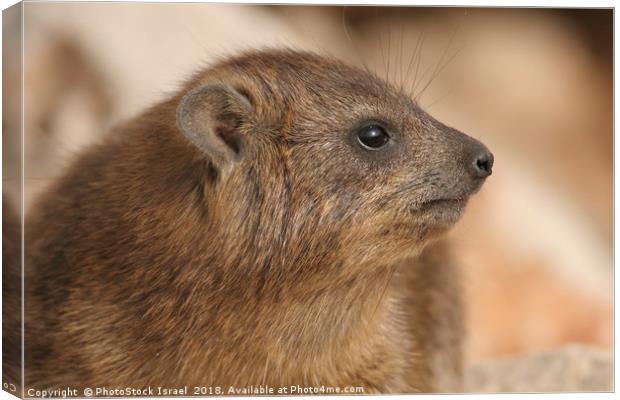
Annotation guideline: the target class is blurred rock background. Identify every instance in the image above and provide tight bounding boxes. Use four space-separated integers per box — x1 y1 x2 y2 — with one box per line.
3 3 613 392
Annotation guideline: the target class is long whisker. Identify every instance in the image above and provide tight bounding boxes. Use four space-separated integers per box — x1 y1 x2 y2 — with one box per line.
415 10 468 101
424 87 454 110
377 7 388 84
415 45 463 102
386 11 392 85
342 6 375 78
405 24 426 98
410 28 427 99
398 11 405 94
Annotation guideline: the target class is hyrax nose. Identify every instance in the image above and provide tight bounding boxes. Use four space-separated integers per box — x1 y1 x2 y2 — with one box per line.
471 148 494 178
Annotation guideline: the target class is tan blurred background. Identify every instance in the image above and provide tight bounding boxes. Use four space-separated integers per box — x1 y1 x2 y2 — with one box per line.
3 3 613 392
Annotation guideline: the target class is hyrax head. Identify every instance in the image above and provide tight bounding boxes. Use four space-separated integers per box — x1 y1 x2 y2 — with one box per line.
177 50 493 267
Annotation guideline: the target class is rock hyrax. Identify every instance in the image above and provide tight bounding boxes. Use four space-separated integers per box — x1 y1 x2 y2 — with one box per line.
17 50 493 394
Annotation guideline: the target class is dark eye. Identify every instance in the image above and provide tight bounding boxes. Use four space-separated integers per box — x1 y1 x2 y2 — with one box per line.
357 124 390 150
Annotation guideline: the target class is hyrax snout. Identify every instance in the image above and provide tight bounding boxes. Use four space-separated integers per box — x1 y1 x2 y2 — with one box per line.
409 119 494 208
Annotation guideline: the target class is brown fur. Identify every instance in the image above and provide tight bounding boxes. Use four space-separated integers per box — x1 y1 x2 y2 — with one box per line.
3 197 22 393
12 49 491 394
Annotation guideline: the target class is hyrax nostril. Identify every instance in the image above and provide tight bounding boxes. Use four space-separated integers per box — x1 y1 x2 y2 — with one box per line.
473 151 494 178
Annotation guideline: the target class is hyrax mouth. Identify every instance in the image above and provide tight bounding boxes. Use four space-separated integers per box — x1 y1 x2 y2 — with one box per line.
414 197 469 227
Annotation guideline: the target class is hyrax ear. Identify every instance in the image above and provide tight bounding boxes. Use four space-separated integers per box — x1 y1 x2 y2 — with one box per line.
177 84 252 169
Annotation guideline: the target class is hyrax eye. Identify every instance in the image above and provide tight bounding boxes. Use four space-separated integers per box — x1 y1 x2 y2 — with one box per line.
357 124 390 150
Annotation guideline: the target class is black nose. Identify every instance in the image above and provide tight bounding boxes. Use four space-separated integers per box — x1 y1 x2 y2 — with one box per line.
473 150 494 178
